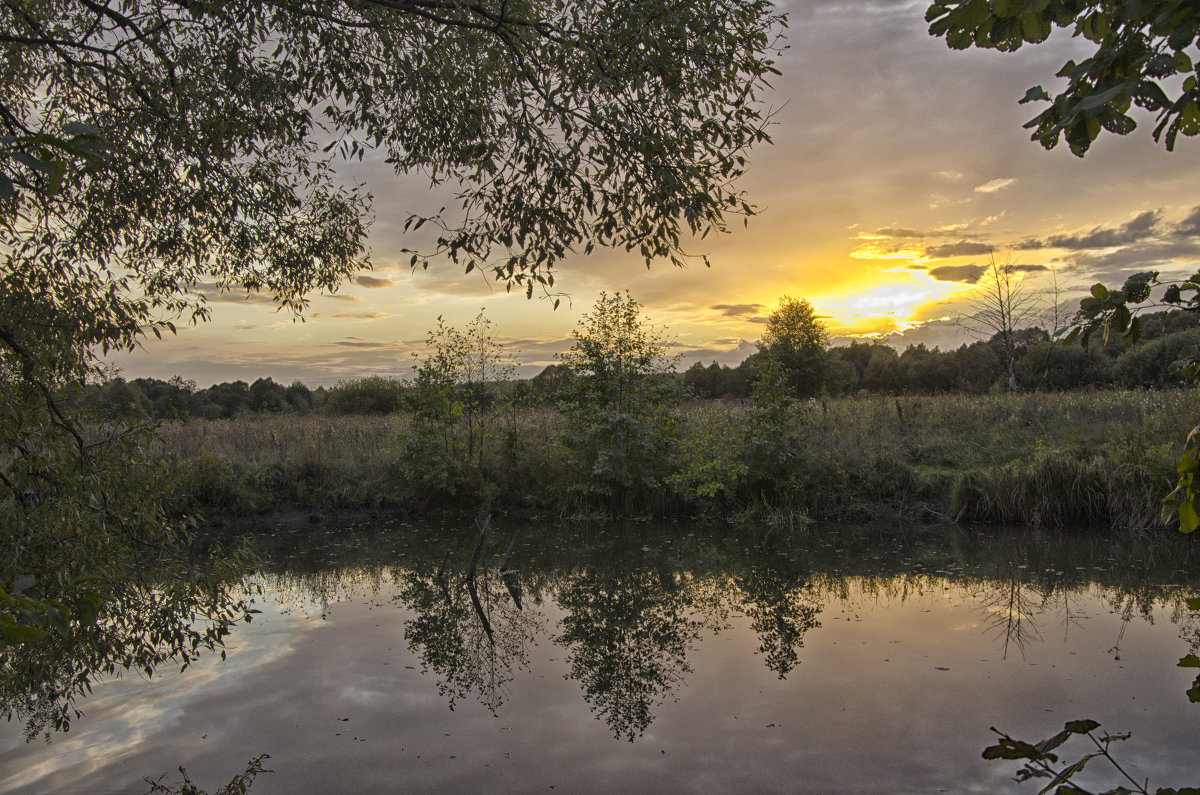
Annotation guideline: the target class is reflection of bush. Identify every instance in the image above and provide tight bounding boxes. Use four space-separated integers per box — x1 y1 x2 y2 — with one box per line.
400 567 542 714
555 568 703 740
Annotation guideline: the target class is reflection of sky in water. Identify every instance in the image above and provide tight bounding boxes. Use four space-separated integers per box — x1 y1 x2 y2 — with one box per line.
0 580 317 793
2 569 1199 793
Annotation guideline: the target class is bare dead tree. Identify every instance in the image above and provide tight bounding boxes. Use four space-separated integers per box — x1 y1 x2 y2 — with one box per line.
959 251 1044 392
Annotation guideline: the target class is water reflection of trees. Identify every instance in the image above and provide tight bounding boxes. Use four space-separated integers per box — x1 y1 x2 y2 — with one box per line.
554 567 710 741
398 566 542 714
973 576 1047 658
2 557 254 741
737 568 822 678
231 521 1200 742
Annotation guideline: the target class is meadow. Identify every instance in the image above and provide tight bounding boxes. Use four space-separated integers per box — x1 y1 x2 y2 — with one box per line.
154 388 1200 531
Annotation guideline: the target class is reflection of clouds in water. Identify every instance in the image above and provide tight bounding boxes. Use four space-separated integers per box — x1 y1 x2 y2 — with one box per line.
0 582 313 793
337 684 395 705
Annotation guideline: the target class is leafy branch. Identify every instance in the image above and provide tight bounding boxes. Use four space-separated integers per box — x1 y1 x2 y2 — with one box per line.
1063 270 1200 531
984 719 1199 795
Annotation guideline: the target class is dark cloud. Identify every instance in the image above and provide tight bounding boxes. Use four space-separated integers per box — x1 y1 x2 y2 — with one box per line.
711 303 765 318
189 281 277 305
928 264 985 283
1031 210 1163 250
1011 263 1048 273
356 275 396 288
925 241 993 258
1175 206 1200 237
1064 239 1200 284
333 338 400 349
198 291 277 305
875 227 925 238
504 337 574 357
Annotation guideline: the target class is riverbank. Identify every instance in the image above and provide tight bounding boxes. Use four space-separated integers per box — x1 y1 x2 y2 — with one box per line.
154 389 1200 531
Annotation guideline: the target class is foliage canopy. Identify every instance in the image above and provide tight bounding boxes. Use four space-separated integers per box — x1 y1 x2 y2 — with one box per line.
927 0 1200 156
756 295 829 396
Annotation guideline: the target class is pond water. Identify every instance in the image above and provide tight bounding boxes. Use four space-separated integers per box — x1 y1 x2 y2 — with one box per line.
3 519 1200 793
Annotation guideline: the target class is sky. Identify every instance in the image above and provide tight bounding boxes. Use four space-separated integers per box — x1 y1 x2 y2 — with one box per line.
109 0 1200 387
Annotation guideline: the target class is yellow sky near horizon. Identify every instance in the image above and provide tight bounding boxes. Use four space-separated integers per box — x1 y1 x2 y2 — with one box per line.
108 0 1200 387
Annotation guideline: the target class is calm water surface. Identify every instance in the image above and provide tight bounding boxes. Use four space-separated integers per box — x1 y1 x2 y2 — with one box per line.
3 520 1200 793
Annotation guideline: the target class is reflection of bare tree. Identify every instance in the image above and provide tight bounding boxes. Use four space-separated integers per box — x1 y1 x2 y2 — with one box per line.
737 568 822 679
1172 596 1200 656
974 576 1047 659
398 566 542 714
554 568 703 741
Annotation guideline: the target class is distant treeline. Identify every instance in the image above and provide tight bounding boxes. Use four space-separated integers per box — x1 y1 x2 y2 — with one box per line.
685 309 1200 399
96 309 1200 421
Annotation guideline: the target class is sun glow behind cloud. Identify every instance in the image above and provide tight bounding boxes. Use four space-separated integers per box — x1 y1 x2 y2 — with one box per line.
813 268 975 336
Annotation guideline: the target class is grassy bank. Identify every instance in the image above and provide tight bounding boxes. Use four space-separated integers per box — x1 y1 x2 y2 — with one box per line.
153 389 1200 530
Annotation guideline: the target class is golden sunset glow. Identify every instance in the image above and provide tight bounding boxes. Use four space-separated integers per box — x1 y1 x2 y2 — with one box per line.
813 268 975 337
109 1 1200 385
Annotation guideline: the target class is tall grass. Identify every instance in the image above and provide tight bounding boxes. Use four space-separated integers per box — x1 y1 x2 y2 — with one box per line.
154 388 1200 530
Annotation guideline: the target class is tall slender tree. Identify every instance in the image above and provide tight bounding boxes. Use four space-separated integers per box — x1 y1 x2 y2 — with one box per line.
958 253 1043 392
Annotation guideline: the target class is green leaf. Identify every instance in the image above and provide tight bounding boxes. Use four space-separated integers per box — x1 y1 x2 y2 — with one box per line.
1090 283 1109 300
0 622 46 645
1188 680 1200 703
1064 719 1100 734
982 738 1042 760
1121 271 1157 302
1078 84 1126 111
1124 316 1143 344
993 0 1021 17
1021 85 1052 104
1110 303 1131 334
1034 729 1073 754
1186 597 1200 611
1179 500 1200 534
1178 654 1200 668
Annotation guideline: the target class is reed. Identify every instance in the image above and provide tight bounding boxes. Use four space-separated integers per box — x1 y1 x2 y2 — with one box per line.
154 388 1200 529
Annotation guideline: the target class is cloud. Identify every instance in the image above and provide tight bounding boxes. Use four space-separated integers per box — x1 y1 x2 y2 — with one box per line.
868 225 971 240
1174 205 1200 237
326 294 362 303
928 264 986 283
333 339 392 348
850 242 926 260
332 311 390 319
356 275 396 288
926 241 993 258
1011 263 1049 273
676 338 758 368
974 177 1016 193
198 291 278 305
1065 239 1200 281
1026 210 1163 250
191 282 278 305
711 303 765 319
